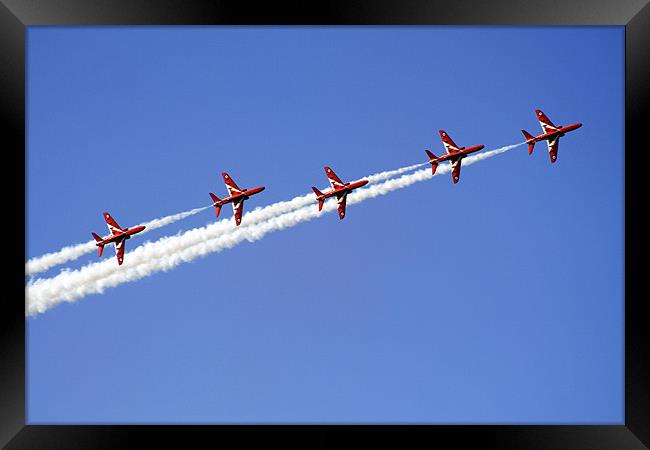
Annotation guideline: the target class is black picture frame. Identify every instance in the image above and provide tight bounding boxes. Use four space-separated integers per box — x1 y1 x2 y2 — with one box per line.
4 0 647 447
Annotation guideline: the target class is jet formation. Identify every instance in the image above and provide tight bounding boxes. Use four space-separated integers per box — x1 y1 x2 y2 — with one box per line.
91 108 581 265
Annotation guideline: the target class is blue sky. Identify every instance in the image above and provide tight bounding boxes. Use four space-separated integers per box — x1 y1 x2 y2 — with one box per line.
26 26 624 423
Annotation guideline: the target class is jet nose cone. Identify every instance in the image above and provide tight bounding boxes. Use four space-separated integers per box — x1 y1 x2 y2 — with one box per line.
576 123 583 129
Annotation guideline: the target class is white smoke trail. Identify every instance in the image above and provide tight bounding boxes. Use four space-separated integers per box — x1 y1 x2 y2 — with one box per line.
364 162 429 183
26 143 523 317
25 206 210 276
138 206 211 231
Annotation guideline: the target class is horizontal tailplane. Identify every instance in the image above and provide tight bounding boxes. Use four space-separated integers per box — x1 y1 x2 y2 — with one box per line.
311 186 325 211
521 130 536 155
91 232 104 257
312 187 325 211
209 193 222 219
425 149 439 174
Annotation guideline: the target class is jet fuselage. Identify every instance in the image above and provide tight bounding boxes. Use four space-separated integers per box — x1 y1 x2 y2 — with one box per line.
95 225 145 247
526 123 582 144
428 144 485 165
316 179 368 201
211 186 266 207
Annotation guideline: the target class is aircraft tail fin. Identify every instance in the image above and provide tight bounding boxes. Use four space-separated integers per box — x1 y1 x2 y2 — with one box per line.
522 129 535 141
312 187 325 211
209 193 223 219
91 233 104 257
425 150 439 174
522 130 536 155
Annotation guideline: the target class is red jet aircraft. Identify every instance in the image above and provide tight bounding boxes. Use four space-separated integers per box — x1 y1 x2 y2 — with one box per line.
209 172 265 226
425 130 485 184
311 166 369 220
521 109 582 163
91 212 145 266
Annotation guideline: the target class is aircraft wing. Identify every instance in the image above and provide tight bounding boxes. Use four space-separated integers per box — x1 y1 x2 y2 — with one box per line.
439 130 461 155
451 157 462 184
536 109 559 134
336 192 347 219
114 237 126 265
546 135 560 163
222 172 244 197
232 198 245 226
324 166 346 189
103 212 124 236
